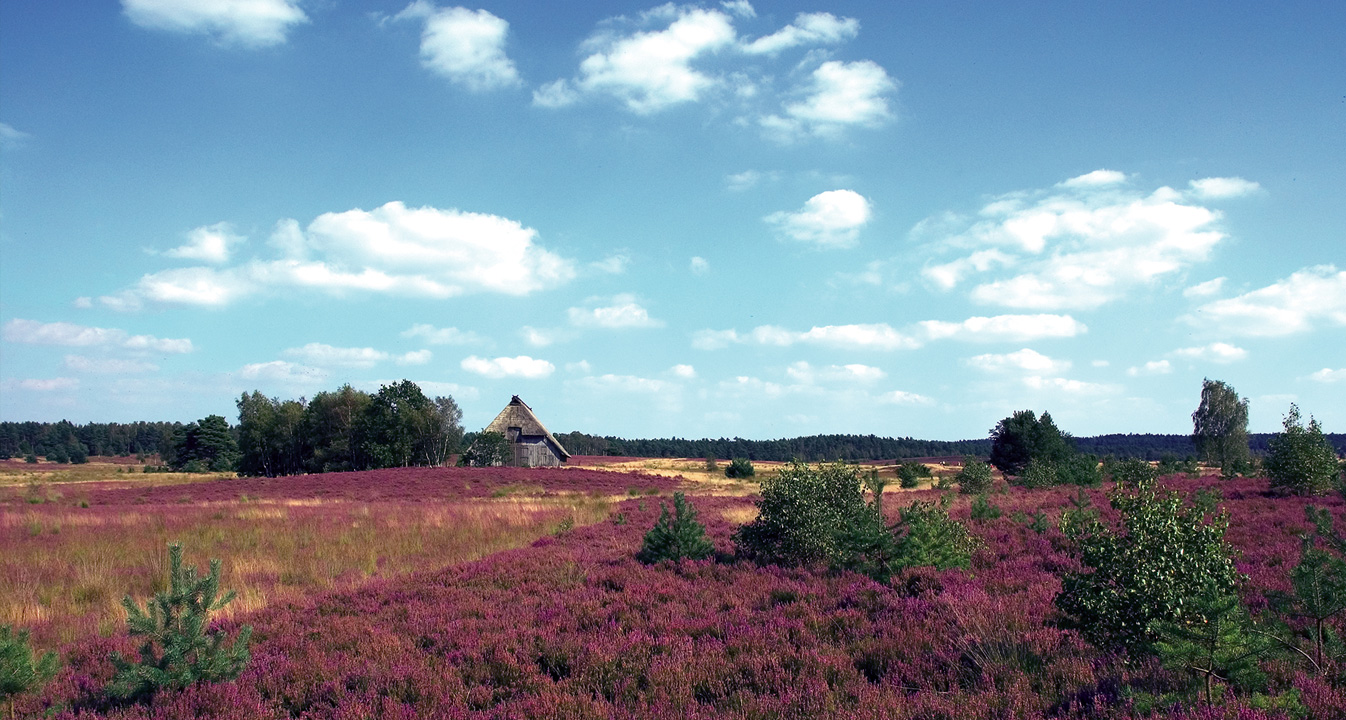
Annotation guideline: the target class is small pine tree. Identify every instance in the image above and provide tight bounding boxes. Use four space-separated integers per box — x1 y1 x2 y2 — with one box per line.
1266 506 1346 674
725 457 755 479
106 544 252 704
896 462 931 489
969 493 1002 521
956 456 994 495
893 495 982 571
1154 590 1271 705
1 625 60 720
637 493 714 564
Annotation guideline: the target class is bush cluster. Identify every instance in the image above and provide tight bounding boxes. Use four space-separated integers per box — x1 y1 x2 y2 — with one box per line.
1265 404 1341 496
955 456 994 494
724 457 755 479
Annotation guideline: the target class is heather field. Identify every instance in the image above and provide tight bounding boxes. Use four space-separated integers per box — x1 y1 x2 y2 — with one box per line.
7 469 1346 718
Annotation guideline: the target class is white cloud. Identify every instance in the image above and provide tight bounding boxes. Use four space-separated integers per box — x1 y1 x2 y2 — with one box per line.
725 170 763 192
532 79 579 108
283 343 389 369
104 201 576 308
0 122 30 149
692 328 739 350
566 360 592 374
576 373 673 394
761 60 896 140
1171 342 1248 364
122 0 307 47
3 319 193 353
1309 368 1346 383
461 355 554 379
0 377 79 392
917 314 1087 343
765 189 872 248
750 323 918 350
671 364 697 379
1188 177 1261 200
1185 265 1346 337
720 1 755 19
880 390 935 406
919 172 1234 310
568 294 664 329
966 348 1069 375
396 349 432 366
549 6 737 114
1183 277 1226 298
1022 376 1118 394
396 3 520 90
1126 360 1173 377
520 326 571 347
63 355 159 374
690 256 710 275
238 360 327 384
163 222 244 264
786 361 885 384
742 12 858 55
401 324 485 345
591 254 630 274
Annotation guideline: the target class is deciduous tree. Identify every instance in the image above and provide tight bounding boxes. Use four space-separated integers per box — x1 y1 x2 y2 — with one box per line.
1192 379 1251 477
1265 404 1341 496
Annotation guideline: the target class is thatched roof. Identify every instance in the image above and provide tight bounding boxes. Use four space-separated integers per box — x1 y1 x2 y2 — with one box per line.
484 396 571 460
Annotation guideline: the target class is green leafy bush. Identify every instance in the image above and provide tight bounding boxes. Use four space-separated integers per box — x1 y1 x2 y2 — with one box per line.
970 493 1002 521
734 461 867 568
1109 457 1158 486
2 625 60 718
1058 453 1103 486
106 544 252 704
1056 478 1243 656
896 461 931 489
1265 404 1341 496
955 456 993 495
724 457 755 479
637 492 714 563
892 495 982 571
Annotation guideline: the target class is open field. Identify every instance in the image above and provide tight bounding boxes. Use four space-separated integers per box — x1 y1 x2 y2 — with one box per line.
566 455 968 492
7 466 1346 718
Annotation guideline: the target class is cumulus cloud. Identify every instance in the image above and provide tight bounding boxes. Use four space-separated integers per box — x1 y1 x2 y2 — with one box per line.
162 222 245 264
880 390 935 406
670 364 697 378
575 373 674 395
63 355 159 374
1309 368 1346 383
283 343 391 369
966 348 1070 375
396 3 521 90
786 361 885 384
917 314 1087 343
1171 342 1248 364
761 60 895 140
690 256 710 275
766 190 872 248
0 122 30 150
461 355 554 379
401 324 485 345
238 360 327 384
747 323 918 350
696 314 1085 351
102 201 577 309
3 319 193 353
1188 177 1261 200
1184 277 1226 298
918 171 1235 310
0 377 79 392
725 170 764 192
1126 360 1173 377
396 349 433 365
568 294 664 329
1022 376 1118 395
1185 265 1346 337
122 0 307 47
591 254 630 274
520 326 572 347
741 12 858 55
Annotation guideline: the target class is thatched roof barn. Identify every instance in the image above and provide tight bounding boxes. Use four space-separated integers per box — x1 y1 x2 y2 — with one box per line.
482 395 571 467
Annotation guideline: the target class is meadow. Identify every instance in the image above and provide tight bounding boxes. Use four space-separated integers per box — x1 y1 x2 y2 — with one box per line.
5 461 1346 718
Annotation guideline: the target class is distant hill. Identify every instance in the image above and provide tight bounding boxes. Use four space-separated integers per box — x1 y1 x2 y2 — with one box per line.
555 431 1346 463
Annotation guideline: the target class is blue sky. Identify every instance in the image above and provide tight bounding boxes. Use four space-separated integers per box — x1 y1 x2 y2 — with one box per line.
1 0 1343 441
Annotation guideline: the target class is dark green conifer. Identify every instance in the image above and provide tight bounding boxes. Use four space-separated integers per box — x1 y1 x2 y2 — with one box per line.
637 492 714 563
1 625 60 720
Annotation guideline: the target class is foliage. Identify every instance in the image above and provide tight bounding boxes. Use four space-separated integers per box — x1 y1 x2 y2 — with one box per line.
462 431 512 467
1266 506 1346 675
1192 378 1251 477
1153 591 1271 705
733 461 868 568
637 493 714 564
1157 453 1201 478
724 457 755 479
1 625 59 717
106 544 252 704
168 415 239 472
969 493 1002 521
703 454 718 473
1058 452 1103 486
1056 478 1244 656
1265 404 1341 496
955 456 994 494
1108 457 1158 485
896 461 931 488
989 410 1073 476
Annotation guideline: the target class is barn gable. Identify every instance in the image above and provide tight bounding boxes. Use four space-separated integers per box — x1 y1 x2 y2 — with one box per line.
482 396 571 467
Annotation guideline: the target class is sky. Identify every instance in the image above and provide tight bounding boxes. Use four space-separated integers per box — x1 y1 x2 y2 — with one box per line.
1 1 1343 442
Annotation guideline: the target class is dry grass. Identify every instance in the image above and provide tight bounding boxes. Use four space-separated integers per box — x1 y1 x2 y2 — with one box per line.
1 496 609 646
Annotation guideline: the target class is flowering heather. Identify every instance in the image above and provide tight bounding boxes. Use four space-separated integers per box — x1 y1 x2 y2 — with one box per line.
11 474 1345 718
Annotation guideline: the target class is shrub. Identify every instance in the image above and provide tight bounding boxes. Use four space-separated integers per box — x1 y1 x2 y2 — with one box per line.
637 492 714 564
1 625 60 718
1266 506 1346 673
1015 457 1059 488
970 493 1002 521
955 456 994 495
989 409 1072 475
1265 404 1341 496
893 495 982 571
734 461 867 567
1058 453 1103 486
724 457 755 479
1109 457 1158 486
896 461 931 489
1153 591 1270 705
106 543 252 704
1056 478 1244 656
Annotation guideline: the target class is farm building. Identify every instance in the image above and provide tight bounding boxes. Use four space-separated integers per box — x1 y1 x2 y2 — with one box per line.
481 395 571 467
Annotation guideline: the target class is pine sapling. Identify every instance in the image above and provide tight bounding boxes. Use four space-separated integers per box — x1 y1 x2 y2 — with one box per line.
106 543 252 704
1 625 59 720
1154 590 1271 706
637 492 714 564
1265 506 1346 675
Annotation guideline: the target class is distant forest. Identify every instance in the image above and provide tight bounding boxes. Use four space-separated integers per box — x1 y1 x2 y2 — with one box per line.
3 420 1343 464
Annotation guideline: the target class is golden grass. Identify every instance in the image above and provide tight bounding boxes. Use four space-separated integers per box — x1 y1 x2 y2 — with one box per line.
1 496 609 646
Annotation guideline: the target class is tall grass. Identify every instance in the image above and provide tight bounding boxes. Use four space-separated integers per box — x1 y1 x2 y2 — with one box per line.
1 496 609 646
